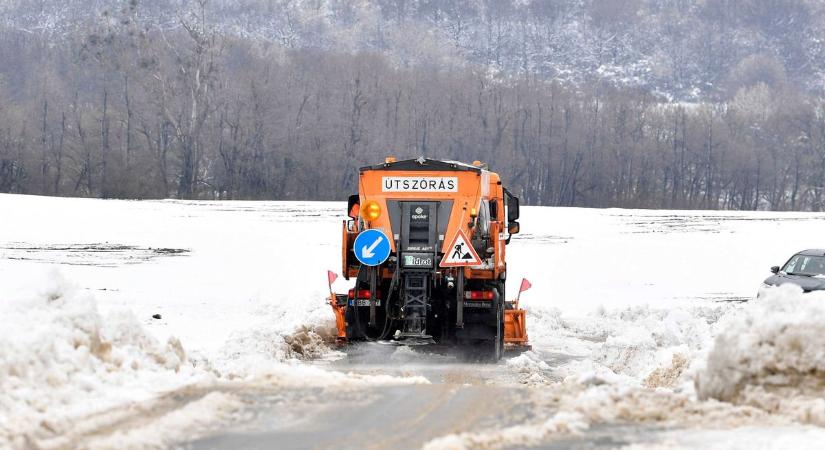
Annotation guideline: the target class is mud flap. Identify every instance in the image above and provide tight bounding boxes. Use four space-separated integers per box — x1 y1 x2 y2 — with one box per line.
455 288 503 361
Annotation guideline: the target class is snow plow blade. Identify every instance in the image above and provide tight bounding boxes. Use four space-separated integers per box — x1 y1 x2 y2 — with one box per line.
504 305 530 351
329 293 348 345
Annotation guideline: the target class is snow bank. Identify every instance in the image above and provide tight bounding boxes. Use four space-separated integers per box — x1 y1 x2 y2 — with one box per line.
553 383 770 429
424 377 776 450
622 426 825 450
210 323 338 379
506 352 554 384
422 412 588 450
590 307 716 382
518 300 728 392
0 271 427 449
697 284 825 425
0 271 206 449
82 392 246 450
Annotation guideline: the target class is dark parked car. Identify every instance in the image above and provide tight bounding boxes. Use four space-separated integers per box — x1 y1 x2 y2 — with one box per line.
762 249 825 293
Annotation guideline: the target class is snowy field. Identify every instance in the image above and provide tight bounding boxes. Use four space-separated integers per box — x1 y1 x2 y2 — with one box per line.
4 193 825 449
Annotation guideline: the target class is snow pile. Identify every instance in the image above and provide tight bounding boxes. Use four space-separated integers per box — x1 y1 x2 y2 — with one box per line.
643 353 691 389
697 284 825 425
623 426 825 450
591 307 715 382
554 382 770 429
211 324 337 379
518 304 568 348
0 271 427 449
0 272 206 449
424 376 777 450
208 297 342 379
422 412 588 450
81 392 246 450
506 352 555 384
521 302 727 390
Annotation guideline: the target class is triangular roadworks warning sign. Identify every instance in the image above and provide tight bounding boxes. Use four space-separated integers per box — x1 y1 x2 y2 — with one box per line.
440 229 482 267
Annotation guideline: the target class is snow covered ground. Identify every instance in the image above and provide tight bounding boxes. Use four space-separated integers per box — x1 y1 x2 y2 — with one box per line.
3 193 825 449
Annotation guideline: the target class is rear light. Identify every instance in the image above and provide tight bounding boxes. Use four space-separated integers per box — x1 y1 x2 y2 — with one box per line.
464 290 494 300
348 289 378 299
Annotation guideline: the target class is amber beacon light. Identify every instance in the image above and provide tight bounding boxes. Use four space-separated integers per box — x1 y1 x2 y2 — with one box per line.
361 200 382 221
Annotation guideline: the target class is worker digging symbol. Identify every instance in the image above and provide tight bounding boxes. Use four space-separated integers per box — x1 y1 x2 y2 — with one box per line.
441 229 482 267
453 242 471 260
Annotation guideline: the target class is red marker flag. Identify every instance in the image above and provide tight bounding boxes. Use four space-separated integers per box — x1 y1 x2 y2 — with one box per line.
516 278 532 308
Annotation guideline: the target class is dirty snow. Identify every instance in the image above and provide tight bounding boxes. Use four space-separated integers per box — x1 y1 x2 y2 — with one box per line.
0 270 207 449
697 284 825 426
422 411 589 450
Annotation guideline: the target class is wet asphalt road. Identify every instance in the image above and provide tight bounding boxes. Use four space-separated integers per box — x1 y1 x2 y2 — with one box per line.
184 343 662 450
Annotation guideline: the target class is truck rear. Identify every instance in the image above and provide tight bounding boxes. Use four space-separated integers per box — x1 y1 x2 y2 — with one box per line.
329 157 528 360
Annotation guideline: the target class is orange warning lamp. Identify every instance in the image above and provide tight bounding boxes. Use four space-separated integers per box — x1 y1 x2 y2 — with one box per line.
385 156 397 163
362 201 382 221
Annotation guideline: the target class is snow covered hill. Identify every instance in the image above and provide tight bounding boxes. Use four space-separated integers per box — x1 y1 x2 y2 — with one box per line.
2 0 824 101
4 193 825 448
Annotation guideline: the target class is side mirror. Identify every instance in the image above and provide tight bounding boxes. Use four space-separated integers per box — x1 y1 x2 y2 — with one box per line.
505 189 520 222
347 194 360 219
508 221 520 235
770 266 780 274
505 221 519 244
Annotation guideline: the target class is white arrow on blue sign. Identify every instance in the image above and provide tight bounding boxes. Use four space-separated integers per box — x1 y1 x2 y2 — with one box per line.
354 229 392 266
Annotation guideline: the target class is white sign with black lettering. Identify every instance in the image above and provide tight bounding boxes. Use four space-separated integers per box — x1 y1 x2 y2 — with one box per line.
382 177 458 192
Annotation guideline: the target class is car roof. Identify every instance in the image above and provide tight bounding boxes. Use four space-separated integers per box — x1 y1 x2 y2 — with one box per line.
797 249 825 256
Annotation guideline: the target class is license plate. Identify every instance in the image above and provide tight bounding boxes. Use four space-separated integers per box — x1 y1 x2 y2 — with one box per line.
350 299 381 307
463 301 492 308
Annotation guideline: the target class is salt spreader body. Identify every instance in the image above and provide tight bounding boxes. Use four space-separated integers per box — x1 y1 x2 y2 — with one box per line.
329 157 529 360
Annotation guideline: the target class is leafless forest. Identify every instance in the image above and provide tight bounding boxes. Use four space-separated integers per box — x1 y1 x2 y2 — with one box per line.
2 0 825 209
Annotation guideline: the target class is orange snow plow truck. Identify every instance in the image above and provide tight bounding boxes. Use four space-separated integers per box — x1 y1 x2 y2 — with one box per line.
329 157 529 360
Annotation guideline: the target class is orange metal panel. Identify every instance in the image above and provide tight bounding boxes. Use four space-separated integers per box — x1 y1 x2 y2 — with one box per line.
504 309 529 345
328 294 348 345
357 170 485 254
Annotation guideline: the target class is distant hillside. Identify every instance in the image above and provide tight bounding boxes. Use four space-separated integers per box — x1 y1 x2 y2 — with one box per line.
2 0 824 101
2 0 825 210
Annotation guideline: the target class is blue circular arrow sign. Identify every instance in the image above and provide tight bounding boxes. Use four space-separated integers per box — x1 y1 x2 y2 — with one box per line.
354 229 391 266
